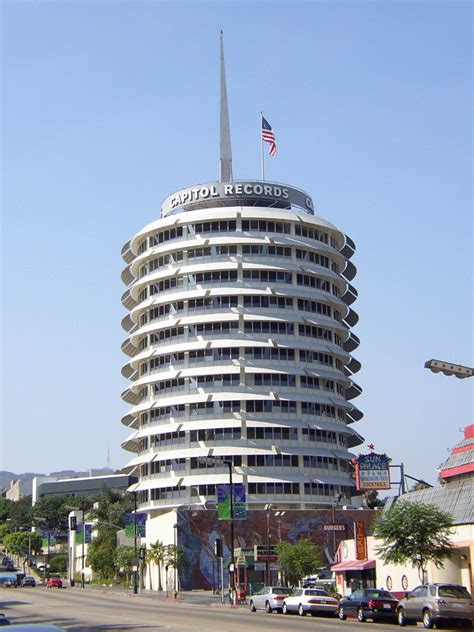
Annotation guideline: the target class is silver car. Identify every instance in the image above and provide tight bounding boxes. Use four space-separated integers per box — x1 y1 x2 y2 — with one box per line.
249 586 293 613
397 583 474 629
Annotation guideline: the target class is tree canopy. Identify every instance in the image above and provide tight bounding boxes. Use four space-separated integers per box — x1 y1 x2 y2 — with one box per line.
373 500 454 582
276 538 322 586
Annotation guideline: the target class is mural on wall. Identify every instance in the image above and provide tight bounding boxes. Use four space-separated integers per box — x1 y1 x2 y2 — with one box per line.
175 507 374 590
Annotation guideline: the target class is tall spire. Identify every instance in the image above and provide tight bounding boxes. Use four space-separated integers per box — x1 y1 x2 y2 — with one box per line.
220 31 233 182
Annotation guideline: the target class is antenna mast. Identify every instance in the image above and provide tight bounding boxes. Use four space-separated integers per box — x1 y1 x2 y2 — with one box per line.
220 31 233 182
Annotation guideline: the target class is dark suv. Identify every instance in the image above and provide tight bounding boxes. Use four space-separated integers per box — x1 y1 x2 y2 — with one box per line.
397 583 474 628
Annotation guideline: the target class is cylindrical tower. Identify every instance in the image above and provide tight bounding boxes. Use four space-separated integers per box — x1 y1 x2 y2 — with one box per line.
121 181 363 514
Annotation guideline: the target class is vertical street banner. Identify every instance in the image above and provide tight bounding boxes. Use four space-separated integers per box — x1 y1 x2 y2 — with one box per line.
136 513 146 537
125 513 147 538
233 483 247 520
217 484 246 520
75 525 84 545
84 524 93 544
354 453 391 490
355 521 368 560
41 530 56 548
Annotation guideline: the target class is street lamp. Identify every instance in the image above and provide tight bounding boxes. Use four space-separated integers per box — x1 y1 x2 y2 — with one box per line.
264 504 272 585
424 359 473 379
65 506 86 589
198 456 235 603
331 494 343 560
129 490 139 595
275 511 286 541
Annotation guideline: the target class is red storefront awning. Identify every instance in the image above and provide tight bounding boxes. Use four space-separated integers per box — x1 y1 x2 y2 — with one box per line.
331 559 376 572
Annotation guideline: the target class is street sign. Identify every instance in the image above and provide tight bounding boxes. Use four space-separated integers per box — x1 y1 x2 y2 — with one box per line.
254 544 278 561
323 524 346 532
254 562 266 571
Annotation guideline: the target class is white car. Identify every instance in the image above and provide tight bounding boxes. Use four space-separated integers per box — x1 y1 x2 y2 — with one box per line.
249 586 293 613
282 588 339 617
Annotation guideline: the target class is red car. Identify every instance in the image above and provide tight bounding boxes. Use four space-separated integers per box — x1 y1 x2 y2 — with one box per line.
47 577 63 588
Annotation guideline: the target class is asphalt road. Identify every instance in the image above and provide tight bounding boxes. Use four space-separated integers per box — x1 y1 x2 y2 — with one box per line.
0 587 462 632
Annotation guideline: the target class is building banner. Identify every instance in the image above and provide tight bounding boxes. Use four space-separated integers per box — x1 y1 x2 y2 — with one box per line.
354 453 391 490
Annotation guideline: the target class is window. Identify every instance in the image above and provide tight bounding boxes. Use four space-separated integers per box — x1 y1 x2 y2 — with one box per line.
241 220 290 234
248 482 299 495
296 273 331 292
247 426 297 441
243 270 292 284
244 321 294 335
301 402 336 418
149 326 184 344
246 400 297 414
193 270 238 285
190 455 241 469
189 400 240 415
294 224 329 244
244 295 293 309
253 373 296 387
190 428 241 442
193 322 239 335
247 454 298 467
150 226 184 246
189 347 239 362
242 244 291 257
149 276 184 296
295 249 330 268
297 298 332 317
298 324 332 342
188 296 238 310
245 347 295 362
192 220 236 234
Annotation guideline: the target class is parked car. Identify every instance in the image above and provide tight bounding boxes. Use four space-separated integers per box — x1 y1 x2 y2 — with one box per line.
0 613 11 626
46 577 63 589
20 576 36 587
249 586 293 613
303 570 336 588
396 583 474 629
338 588 399 622
282 588 339 616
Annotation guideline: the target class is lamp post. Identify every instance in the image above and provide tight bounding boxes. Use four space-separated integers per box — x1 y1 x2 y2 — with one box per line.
275 511 286 541
264 504 272 585
130 491 139 595
198 456 235 603
424 359 473 379
173 522 178 594
331 494 342 561
64 505 87 588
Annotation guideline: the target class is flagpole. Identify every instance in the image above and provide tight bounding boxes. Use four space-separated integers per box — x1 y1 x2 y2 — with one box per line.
260 111 265 182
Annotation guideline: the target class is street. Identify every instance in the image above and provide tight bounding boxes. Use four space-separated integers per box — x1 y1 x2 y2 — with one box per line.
0 587 466 631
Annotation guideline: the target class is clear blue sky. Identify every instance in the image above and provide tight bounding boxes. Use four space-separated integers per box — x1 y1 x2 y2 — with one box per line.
1 1 472 484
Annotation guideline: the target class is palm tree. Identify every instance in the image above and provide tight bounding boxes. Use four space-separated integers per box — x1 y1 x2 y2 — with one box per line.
147 540 166 591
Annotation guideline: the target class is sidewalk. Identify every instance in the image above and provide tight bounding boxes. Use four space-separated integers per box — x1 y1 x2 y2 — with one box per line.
86 584 245 607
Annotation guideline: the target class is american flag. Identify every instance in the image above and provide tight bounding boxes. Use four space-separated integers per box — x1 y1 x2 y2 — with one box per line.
261 116 277 157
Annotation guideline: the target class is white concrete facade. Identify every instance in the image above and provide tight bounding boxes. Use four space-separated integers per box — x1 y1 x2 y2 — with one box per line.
121 182 363 514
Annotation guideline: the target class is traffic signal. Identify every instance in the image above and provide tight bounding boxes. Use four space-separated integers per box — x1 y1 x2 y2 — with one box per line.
214 538 223 558
70 517 77 530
